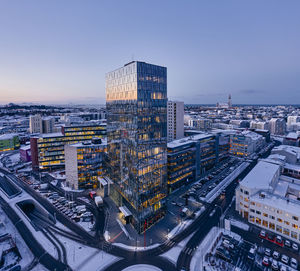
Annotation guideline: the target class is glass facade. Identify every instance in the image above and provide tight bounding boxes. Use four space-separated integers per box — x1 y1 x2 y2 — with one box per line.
167 142 196 193
31 124 106 171
106 61 167 233
65 141 106 190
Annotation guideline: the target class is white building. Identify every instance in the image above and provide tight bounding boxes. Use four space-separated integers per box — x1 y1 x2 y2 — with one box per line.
29 115 42 134
250 121 269 131
167 101 184 142
229 130 265 157
270 118 286 135
236 147 300 244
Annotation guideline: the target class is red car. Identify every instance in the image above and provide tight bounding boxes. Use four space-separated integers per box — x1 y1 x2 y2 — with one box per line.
259 230 267 239
89 191 96 199
262 256 269 266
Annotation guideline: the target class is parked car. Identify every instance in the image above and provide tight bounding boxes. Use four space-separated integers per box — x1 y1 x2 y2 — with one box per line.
281 254 289 265
259 230 267 238
273 251 280 259
271 259 279 270
292 243 298 251
248 247 256 261
284 240 291 247
290 258 298 269
262 256 269 266
265 248 271 256
276 235 283 246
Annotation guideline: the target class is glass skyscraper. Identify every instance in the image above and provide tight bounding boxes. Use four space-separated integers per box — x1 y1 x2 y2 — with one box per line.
106 61 167 233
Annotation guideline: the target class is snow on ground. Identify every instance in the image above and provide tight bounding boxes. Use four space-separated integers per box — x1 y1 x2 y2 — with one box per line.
0 207 34 269
162 233 194 264
7 153 20 164
122 264 161 271
229 218 249 231
31 264 49 271
167 206 205 239
113 242 160 251
56 234 119 271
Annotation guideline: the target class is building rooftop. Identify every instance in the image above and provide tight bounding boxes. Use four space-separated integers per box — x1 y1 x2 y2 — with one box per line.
69 138 107 148
167 133 213 148
240 161 280 190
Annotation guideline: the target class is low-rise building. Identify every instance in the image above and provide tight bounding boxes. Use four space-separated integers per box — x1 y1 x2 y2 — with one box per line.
19 145 31 162
30 123 106 171
65 138 107 190
230 130 265 157
236 146 300 244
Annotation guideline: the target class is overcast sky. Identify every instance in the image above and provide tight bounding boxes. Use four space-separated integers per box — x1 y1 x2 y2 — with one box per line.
0 0 299 105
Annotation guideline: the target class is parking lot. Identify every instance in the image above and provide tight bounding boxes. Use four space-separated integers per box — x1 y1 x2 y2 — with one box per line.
17 173 96 231
208 232 299 271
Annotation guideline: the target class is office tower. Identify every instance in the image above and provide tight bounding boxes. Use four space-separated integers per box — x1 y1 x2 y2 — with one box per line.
106 61 167 233
29 115 42 134
167 101 184 142
228 94 232 108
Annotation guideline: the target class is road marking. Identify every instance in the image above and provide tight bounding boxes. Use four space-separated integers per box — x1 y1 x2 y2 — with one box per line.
109 230 123 242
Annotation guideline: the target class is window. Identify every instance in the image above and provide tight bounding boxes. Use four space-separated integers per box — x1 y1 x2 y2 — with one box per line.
244 191 249 195
256 211 261 215
292 216 299 221
292 224 298 229
277 218 283 223
263 213 268 218
250 209 255 213
276 225 282 233
283 228 290 236
284 221 290 226
250 215 255 222
269 215 275 220
291 231 298 240
262 220 268 227
256 218 261 225
269 222 275 230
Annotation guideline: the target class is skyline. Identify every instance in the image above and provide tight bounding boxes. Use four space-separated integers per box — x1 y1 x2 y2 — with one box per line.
0 0 300 105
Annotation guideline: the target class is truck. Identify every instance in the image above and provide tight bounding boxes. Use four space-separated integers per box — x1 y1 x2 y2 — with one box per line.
94 196 103 207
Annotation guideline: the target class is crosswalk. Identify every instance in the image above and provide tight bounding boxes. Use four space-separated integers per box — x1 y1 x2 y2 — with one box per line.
182 247 194 255
165 240 176 247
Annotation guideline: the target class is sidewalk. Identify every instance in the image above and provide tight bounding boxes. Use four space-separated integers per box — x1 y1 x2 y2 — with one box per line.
103 196 202 248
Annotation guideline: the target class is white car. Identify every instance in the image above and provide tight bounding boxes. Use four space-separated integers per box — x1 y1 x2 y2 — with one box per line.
265 248 271 256
292 243 298 251
271 259 279 270
290 258 298 269
281 254 289 265
273 251 280 259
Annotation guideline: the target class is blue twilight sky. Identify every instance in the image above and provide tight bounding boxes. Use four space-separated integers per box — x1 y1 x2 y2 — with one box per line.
0 1 299 105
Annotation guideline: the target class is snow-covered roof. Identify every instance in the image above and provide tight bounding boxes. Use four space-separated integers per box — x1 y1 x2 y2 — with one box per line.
20 145 31 151
272 145 300 160
167 133 213 148
240 161 280 190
